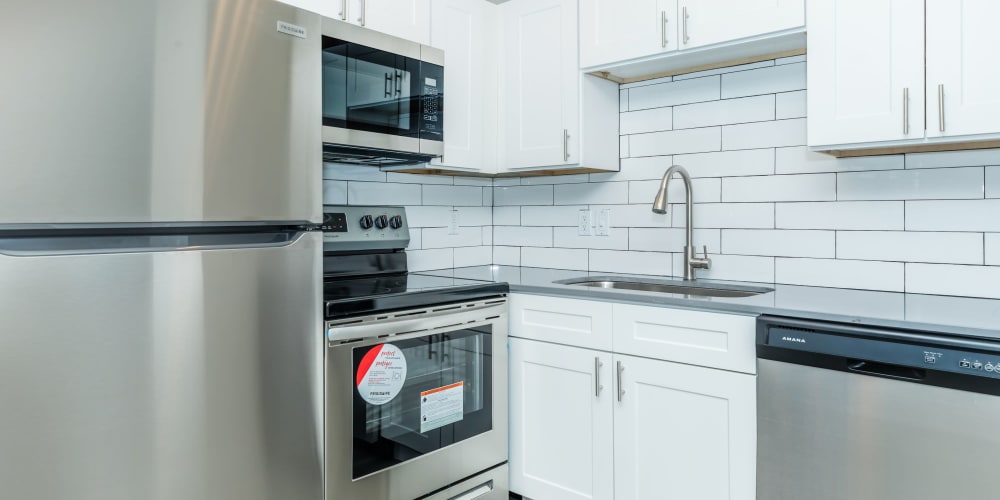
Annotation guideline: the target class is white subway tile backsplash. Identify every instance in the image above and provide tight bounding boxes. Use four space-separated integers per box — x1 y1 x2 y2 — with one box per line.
386 172 453 185
492 206 520 226
407 206 451 227
775 55 806 65
589 250 672 276
673 60 774 81
837 167 985 201
555 182 629 205
905 200 1000 232
987 234 1000 265
621 107 673 135
905 148 1000 169
494 226 552 247
348 181 422 206
422 185 483 206
722 118 806 150
323 180 348 204
520 205 586 226
837 231 983 265
721 62 806 99
674 149 774 178
408 230 422 250
482 188 493 206
455 246 492 267
408 249 453 272
453 176 493 186
620 136 630 158
775 146 903 174
676 254 775 283
493 177 521 186
619 89 628 112
673 95 775 129
629 127 722 157
483 227 493 246
777 202 904 230
493 246 520 266
522 247 588 270
629 227 721 253
519 174 591 185
722 229 835 258
628 76 720 110
421 227 482 249
906 264 1000 299
458 206 493 226
987 166 1000 198
554 227 629 250
622 75 673 89
776 258 904 292
493 185 553 206
594 156 675 182
629 178 722 204
672 202 775 229
595 204 672 228
323 163 386 182
723 174 836 202
775 90 806 119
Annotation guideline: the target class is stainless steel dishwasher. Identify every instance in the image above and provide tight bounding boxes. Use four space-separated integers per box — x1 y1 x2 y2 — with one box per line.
756 315 1000 500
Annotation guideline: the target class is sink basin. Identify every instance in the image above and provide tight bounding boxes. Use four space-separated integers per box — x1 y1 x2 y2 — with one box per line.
555 277 773 298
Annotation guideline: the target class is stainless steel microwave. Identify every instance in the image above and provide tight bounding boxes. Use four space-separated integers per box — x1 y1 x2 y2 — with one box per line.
321 20 444 166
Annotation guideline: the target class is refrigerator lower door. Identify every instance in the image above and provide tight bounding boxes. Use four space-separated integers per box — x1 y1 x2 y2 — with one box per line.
0 0 321 225
0 232 323 500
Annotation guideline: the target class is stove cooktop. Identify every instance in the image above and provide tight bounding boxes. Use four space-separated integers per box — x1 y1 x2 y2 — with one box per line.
323 273 508 319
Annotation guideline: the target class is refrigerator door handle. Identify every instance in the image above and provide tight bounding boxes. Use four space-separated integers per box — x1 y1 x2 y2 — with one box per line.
0 230 307 256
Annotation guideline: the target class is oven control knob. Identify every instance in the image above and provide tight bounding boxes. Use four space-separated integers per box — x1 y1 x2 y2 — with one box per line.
374 215 389 229
389 215 403 229
359 215 374 230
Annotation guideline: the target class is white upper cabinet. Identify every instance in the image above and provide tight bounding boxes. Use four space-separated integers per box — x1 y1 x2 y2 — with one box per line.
278 0 348 20
808 0 925 147
925 0 1000 139
678 0 804 49
427 0 498 173
360 0 431 45
499 0 579 170
580 0 678 68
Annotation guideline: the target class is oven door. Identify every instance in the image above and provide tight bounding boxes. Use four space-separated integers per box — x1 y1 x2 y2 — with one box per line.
325 299 507 500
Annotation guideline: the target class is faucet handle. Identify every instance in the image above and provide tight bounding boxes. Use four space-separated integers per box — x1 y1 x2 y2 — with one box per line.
691 245 712 270
702 245 709 259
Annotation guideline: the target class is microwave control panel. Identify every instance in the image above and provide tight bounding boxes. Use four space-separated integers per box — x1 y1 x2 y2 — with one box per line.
321 205 409 251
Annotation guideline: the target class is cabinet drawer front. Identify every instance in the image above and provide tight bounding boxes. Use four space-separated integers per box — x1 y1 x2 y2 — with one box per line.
612 304 756 373
509 294 613 351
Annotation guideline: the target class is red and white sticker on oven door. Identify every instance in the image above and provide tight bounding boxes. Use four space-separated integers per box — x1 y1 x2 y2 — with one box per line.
356 343 407 406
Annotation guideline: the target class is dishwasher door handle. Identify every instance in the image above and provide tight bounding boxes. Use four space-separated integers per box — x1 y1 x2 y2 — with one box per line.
848 360 927 382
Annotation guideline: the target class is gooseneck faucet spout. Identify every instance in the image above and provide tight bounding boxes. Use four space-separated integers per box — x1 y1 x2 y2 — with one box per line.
652 165 711 281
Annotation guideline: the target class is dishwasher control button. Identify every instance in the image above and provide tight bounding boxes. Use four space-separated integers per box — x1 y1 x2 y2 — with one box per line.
924 355 937 364
972 361 984 370
986 363 996 373
959 360 972 369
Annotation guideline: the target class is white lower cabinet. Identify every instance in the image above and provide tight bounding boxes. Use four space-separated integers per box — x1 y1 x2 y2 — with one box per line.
509 294 757 500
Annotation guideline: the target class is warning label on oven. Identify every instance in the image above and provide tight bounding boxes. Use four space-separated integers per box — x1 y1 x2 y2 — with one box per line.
420 381 464 433
356 343 407 406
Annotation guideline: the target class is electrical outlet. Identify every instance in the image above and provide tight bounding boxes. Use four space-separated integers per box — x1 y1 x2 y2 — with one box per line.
448 208 459 235
578 209 592 236
596 209 610 236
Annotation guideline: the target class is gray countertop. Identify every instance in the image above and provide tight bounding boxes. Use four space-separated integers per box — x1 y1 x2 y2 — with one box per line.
411 265 1000 342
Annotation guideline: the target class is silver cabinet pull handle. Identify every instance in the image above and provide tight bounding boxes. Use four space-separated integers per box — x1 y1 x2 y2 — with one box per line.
903 87 909 135
563 129 570 162
359 0 366 25
341 0 347 20
682 6 689 45
616 361 625 402
938 84 945 132
661 11 668 48
594 357 604 397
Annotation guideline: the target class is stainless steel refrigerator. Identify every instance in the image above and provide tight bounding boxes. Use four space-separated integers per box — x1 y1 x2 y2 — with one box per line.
0 1 324 499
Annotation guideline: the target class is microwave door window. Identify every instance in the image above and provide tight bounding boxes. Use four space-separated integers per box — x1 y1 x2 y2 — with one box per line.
322 42 348 125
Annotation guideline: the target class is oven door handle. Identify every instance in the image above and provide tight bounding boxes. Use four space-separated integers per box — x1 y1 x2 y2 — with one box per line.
326 301 505 342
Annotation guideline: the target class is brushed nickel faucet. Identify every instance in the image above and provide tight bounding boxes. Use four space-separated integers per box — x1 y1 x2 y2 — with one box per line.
652 165 711 280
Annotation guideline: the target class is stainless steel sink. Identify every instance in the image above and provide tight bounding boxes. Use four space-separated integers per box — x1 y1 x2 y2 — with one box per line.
555 277 773 298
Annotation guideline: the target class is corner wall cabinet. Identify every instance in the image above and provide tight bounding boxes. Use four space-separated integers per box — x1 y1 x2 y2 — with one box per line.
508 293 757 500
279 0 431 44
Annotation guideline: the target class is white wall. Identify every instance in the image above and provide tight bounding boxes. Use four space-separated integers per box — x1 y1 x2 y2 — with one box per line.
492 55 1000 299
322 164 494 271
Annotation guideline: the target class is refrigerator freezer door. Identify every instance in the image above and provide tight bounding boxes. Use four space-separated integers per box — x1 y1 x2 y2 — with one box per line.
0 232 323 500
0 0 321 225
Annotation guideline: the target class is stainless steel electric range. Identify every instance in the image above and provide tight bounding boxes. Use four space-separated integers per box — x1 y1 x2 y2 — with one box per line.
321 205 509 500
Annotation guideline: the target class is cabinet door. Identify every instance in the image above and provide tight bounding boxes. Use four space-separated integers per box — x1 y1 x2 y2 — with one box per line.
614 354 756 500
277 0 348 19
678 0 803 49
359 0 431 44
580 0 677 68
926 0 1000 138
509 339 614 500
500 0 579 170
807 0 924 147
428 0 496 172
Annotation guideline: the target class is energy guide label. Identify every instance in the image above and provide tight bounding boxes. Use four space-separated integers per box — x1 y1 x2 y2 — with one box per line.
420 381 464 433
356 343 406 406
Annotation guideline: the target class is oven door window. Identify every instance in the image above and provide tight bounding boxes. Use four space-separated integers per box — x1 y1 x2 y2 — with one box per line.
352 326 492 479
323 38 420 138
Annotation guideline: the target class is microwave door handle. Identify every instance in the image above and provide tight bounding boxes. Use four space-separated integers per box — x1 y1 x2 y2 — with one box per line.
395 70 402 97
384 73 392 98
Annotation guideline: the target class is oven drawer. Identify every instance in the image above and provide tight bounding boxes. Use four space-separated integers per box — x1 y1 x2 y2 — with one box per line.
419 464 508 500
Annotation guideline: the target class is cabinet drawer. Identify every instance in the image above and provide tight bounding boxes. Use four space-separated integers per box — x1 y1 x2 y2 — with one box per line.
612 304 756 373
509 294 613 351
